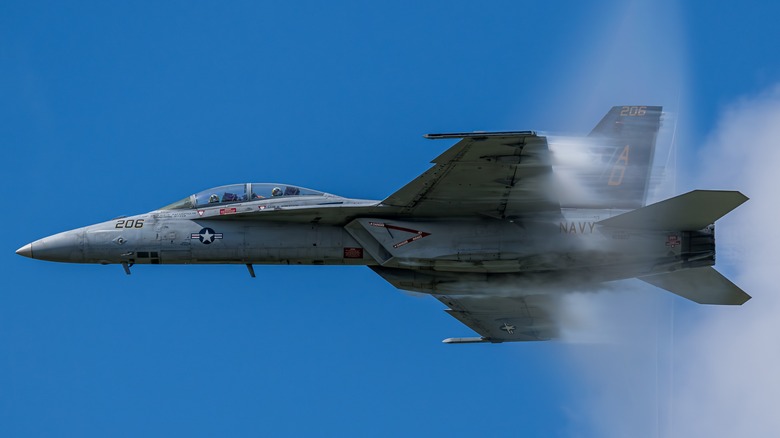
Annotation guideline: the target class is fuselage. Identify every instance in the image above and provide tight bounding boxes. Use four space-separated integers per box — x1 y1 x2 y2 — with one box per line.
16 192 715 291
15 113 750 342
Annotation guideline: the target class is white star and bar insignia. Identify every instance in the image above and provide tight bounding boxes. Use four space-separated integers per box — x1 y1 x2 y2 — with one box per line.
499 322 516 334
191 227 223 244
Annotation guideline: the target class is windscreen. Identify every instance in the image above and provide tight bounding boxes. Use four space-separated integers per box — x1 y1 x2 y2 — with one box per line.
160 183 326 210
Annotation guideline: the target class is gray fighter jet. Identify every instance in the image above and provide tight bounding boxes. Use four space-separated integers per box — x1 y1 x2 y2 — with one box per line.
16 106 750 343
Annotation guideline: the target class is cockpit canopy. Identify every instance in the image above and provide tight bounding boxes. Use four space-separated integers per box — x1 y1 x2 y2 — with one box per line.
160 183 327 210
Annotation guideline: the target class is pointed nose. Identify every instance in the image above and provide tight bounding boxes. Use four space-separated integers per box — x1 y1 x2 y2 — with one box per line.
16 243 33 258
16 230 85 262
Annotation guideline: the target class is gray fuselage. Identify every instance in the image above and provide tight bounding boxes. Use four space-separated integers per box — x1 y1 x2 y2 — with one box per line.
18 194 713 294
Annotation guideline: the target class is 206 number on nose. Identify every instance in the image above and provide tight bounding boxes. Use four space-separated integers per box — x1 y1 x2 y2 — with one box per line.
115 219 144 229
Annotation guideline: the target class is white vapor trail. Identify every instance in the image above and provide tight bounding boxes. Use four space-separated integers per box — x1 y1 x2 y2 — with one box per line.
668 86 780 437
561 87 780 438
504 2 778 436
527 2 780 437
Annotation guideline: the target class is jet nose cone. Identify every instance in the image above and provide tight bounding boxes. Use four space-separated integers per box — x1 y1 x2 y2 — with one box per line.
19 231 85 262
16 243 33 258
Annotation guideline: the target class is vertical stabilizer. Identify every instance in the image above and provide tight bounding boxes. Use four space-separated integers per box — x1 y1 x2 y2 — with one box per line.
561 105 663 210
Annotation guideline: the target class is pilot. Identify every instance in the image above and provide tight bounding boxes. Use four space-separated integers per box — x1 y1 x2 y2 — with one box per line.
272 187 283 197
208 194 219 203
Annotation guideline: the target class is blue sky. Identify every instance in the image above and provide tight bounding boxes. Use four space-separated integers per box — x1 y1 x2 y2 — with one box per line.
3 1 780 436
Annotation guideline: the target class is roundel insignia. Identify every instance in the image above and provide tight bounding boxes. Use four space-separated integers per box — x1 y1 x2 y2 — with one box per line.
191 227 223 244
499 322 516 334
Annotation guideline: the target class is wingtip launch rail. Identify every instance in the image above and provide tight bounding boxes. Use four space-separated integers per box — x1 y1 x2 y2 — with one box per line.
424 131 537 140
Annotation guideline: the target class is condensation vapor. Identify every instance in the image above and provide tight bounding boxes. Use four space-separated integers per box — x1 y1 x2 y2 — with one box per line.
541 2 780 437
527 1 691 437
667 88 780 437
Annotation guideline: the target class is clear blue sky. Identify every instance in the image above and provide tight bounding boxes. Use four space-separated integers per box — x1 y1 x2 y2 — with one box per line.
2 1 779 436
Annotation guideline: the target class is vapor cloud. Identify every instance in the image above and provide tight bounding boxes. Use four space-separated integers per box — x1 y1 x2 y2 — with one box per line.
563 87 780 438
510 2 779 435
669 86 780 437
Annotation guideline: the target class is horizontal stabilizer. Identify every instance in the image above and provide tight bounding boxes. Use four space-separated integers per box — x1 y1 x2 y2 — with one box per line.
597 190 748 230
639 267 750 305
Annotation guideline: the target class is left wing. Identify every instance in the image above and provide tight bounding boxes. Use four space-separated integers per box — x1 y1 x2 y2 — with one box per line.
370 266 559 343
437 294 559 343
381 132 560 219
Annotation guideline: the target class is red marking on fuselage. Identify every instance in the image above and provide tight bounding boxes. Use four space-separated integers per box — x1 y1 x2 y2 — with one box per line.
370 222 432 248
392 231 431 248
343 247 364 258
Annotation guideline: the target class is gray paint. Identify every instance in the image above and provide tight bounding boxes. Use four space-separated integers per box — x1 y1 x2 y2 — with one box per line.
15 106 750 343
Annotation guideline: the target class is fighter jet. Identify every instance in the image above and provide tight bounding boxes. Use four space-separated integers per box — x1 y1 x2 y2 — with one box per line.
16 106 750 343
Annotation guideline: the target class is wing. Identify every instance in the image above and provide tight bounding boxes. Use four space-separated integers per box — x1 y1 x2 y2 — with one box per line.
382 132 560 219
437 294 559 343
370 266 559 343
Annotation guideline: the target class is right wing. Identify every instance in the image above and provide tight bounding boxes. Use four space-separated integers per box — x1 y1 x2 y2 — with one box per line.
381 106 663 218
381 132 560 219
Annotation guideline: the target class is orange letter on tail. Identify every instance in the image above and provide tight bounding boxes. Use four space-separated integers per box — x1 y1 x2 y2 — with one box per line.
608 145 630 186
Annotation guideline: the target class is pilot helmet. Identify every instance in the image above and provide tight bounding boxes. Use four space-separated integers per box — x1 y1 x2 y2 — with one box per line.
272 187 283 196
209 194 219 203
